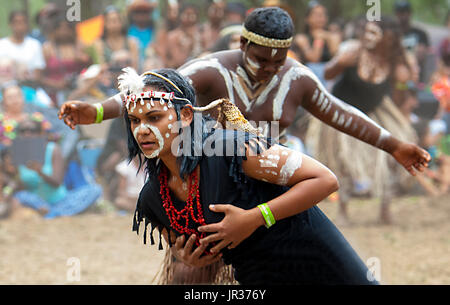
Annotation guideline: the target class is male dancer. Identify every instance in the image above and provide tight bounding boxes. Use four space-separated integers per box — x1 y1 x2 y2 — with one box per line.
59 7 430 281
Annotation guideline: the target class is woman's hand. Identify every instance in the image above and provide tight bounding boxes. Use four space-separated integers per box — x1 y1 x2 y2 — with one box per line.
58 101 97 129
198 204 264 253
171 234 223 268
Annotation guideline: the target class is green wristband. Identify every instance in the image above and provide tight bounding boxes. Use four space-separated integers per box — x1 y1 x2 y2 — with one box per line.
94 103 104 124
257 203 276 228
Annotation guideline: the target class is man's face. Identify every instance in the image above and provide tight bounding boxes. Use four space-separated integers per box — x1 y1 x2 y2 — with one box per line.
208 2 225 23
240 39 288 83
396 10 411 28
132 10 151 28
180 7 198 27
9 14 28 38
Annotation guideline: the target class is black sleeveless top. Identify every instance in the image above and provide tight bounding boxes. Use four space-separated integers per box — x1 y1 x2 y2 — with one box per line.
332 66 392 114
299 32 333 63
132 129 375 284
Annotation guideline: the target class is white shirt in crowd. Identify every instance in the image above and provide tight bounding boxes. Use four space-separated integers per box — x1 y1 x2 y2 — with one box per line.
0 36 46 73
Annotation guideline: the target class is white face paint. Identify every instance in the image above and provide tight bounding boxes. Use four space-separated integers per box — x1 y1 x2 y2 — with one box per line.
271 49 278 58
244 54 261 77
133 123 165 159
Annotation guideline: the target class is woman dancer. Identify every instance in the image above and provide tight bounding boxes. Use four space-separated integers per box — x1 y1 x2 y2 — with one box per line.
117 67 377 284
307 17 419 224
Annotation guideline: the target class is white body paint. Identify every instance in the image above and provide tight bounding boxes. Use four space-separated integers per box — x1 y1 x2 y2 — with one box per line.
179 57 235 104
231 67 280 112
297 63 392 147
179 56 391 148
133 123 165 159
272 66 304 121
278 150 303 186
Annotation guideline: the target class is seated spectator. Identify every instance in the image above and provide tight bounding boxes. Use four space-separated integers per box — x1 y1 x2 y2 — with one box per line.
223 2 247 26
149 0 179 70
113 156 146 212
1 79 78 163
93 6 139 71
413 118 450 195
30 3 61 44
0 10 45 86
165 3 203 68
5 118 102 219
294 1 341 64
0 59 52 108
0 84 30 149
127 0 157 67
68 49 132 102
200 0 226 51
431 38 450 134
394 0 431 84
41 14 91 107
293 1 341 86
66 50 130 146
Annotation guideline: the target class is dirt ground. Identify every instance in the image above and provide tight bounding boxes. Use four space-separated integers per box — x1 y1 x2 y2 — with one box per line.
0 193 449 285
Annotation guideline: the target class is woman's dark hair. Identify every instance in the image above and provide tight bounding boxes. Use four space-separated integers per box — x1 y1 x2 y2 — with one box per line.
102 6 128 40
52 13 77 44
304 0 327 34
244 7 294 41
123 68 206 180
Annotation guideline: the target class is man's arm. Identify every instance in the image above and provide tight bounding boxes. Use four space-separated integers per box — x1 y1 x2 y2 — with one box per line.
297 65 430 175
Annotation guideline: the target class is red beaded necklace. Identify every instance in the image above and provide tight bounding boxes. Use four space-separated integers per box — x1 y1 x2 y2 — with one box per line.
158 166 208 248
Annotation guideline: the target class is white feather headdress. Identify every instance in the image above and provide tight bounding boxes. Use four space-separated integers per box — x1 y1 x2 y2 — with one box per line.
117 67 145 94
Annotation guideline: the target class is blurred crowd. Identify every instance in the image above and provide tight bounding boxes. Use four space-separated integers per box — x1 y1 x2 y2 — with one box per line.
0 0 449 220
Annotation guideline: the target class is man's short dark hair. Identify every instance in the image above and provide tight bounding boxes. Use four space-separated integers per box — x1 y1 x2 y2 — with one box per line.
394 0 412 12
244 7 294 40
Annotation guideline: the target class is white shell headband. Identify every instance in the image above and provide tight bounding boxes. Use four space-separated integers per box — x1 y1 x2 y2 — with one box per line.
118 67 192 111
